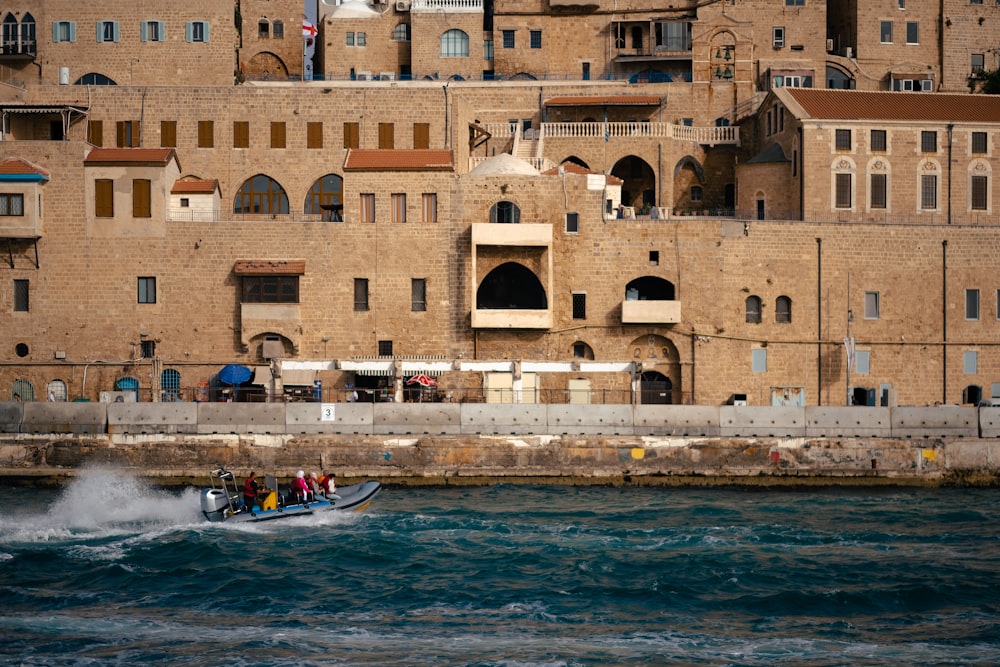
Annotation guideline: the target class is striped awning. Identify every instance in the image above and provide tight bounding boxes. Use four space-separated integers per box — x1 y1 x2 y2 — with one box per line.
343 356 450 377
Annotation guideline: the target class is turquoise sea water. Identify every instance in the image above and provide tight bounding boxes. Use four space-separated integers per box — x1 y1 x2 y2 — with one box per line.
1 470 998 666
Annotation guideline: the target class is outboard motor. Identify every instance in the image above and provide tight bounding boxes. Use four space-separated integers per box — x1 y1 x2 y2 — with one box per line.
200 488 232 521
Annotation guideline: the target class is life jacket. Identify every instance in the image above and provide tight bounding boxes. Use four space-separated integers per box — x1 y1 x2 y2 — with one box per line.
244 478 257 498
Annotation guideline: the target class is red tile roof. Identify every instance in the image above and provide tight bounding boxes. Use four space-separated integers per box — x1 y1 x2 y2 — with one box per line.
171 178 219 194
344 149 453 171
544 95 663 107
233 260 306 275
0 158 49 178
84 148 178 165
783 88 1000 123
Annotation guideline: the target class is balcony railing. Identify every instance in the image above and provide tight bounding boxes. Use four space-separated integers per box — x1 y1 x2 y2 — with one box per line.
410 0 482 11
541 121 739 146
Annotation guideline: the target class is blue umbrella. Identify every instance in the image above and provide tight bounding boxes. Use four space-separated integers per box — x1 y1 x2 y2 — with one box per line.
218 364 252 385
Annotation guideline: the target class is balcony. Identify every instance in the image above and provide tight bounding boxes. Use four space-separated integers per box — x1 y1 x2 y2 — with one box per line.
240 303 302 351
472 308 553 329
410 0 482 11
621 299 681 324
472 222 553 330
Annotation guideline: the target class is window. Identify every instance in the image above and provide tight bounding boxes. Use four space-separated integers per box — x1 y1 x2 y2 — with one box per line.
997 289 1000 320
47 380 67 402
13 279 28 312
96 21 119 43
0 193 23 216
746 295 762 324
378 340 393 356
132 179 151 218
529 30 541 49
921 131 936 153
392 23 411 41
116 121 140 147
197 120 214 148
786 0 804 4
972 132 987 155
344 122 360 149
835 129 851 151
972 54 985 74
649 251 659 266
752 349 767 373
566 212 579 233
411 278 426 312
864 291 880 319
573 343 587 358
271 122 286 148
484 39 494 60
441 29 469 57
772 27 784 48
391 193 406 223
360 193 375 223
53 21 76 43
972 175 988 211
160 120 176 147
921 174 937 209
855 350 870 375
258 19 269 38
242 276 299 303
964 351 978 375
490 200 520 223
186 21 209 43
161 369 180 401
835 172 852 209
307 122 323 149
378 122 394 149
233 174 289 214
422 193 437 223
233 120 250 148
690 186 702 202
775 296 792 323
141 20 164 42
871 129 887 152
357 32 366 46
870 173 887 209
572 293 586 320
305 174 344 216
413 122 430 149
273 20 283 39
354 278 369 311
502 30 515 48
88 120 103 146
346 32 355 47
880 21 892 43
137 277 156 304
966 289 980 320
905 21 918 44
95 179 114 217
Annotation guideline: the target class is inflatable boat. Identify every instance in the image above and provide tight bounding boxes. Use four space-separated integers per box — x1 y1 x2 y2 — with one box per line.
200 468 382 523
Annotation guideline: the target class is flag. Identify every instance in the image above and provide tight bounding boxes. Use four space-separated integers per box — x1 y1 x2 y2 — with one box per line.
302 20 317 46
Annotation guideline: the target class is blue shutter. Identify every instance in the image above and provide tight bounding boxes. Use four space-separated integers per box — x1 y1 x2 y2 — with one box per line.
185 22 193 42
140 21 148 42
69 22 76 42
113 21 120 42
202 22 210 42
96 21 103 43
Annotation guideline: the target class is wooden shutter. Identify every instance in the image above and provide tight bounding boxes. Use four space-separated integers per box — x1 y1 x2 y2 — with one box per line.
233 121 250 148
95 179 114 217
271 122 286 148
344 122 359 149
413 122 430 149
198 120 214 148
87 120 103 146
132 179 151 218
378 122 394 149
307 122 323 149
160 121 176 148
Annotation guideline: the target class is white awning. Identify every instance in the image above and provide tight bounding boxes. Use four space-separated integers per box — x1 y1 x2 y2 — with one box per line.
281 369 318 386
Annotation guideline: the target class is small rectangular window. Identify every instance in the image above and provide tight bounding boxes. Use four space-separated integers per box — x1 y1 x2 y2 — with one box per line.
357 32 366 46
972 54 985 73
964 350 978 374
921 130 936 152
566 212 579 233
772 26 785 48
233 121 250 148
307 122 323 149
864 291 880 319
855 350 870 375
880 21 892 43
97 21 119 43
53 21 76 43
966 288 980 320
835 129 851 150
271 122 286 148
132 179 151 218
649 251 659 266
502 30 515 48
141 20 164 42
972 131 987 154
529 30 541 49
0 193 24 216
422 193 437 223
411 278 426 312
116 121 140 148
906 21 918 44
360 193 375 223
95 179 114 217
242 276 299 303
137 277 156 304
870 173 887 209
752 349 767 373
186 21 209 43
197 120 214 148
921 174 937 209
871 129 887 152
344 122 360 149
835 172 852 208
972 175 988 211
378 340 393 356
572 293 586 320
160 120 176 148
391 193 406 223
346 32 355 46
13 279 28 312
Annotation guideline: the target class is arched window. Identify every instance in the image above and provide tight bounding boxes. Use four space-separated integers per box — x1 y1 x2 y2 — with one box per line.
75 72 117 85
305 173 344 218
258 19 270 38
490 200 520 223
2 14 17 54
115 376 140 402
775 296 792 323
20 13 36 55
440 29 468 57
12 378 34 402
393 23 411 41
234 174 289 215
47 379 67 402
272 20 284 39
161 369 181 401
745 295 762 324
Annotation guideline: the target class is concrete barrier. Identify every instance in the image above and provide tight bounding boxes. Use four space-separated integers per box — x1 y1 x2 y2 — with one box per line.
286 402 374 434
978 407 1000 438
461 404 548 435
633 405 721 436
546 404 632 434
0 402 22 433
108 402 198 434
891 406 978 439
196 403 286 434
374 403 462 435
20 402 107 435
720 406 806 437
805 407 891 438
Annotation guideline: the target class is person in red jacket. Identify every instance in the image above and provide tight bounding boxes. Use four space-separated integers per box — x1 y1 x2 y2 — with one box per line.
243 471 259 513
290 470 311 504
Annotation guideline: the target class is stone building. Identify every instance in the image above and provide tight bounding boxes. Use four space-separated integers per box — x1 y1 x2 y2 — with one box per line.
1 0 1000 409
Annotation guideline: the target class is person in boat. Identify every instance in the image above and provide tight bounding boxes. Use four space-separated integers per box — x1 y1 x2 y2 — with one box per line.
309 472 324 499
243 471 259 512
319 471 341 500
290 470 311 504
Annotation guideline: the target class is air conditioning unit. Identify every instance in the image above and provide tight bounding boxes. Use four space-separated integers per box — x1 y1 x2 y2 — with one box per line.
843 46 853 58
396 1 410 10
380 72 396 81
826 38 834 51
356 71 372 81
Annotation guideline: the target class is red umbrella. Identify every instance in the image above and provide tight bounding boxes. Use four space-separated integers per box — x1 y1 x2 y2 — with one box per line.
406 374 438 387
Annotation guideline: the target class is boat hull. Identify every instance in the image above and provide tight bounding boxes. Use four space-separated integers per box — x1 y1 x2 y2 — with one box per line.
200 480 382 523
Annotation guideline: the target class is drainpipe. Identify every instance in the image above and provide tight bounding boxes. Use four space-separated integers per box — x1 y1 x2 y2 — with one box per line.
942 240 948 403
816 237 822 405
946 123 954 224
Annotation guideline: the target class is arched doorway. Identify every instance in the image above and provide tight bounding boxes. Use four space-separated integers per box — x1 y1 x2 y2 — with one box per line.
629 334 681 403
640 371 672 404
610 155 656 210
